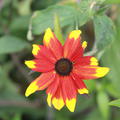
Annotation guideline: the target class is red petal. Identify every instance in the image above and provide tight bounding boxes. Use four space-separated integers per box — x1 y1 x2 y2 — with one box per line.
43 28 63 60
61 76 76 100
25 71 56 97
52 85 65 110
71 73 89 94
61 76 77 112
73 65 110 80
46 74 60 107
63 30 83 62
75 56 98 66
25 58 54 73
32 44 56 63
46 74 59 95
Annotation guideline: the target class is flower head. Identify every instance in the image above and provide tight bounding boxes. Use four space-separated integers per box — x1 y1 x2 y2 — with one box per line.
25 28 109 112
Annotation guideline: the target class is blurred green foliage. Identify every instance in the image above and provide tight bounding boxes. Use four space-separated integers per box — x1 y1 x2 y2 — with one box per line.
0 0 120 120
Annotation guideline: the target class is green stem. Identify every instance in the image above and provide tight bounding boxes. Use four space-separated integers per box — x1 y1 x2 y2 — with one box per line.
54 13 64 45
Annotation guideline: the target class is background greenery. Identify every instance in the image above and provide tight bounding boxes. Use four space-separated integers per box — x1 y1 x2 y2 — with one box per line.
0 0 120 120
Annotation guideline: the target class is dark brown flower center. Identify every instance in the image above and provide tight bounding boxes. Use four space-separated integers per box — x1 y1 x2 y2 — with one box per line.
55 58 73 76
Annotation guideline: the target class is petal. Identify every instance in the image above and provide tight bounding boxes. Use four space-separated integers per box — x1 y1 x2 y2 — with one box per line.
47 94 52 107
95 67 110 77
32 44 56 63
46 74 60 107
43 28 63 59
25 71 56 97
25 60 36 69
52 97 64 110
75 56 98 66
78 88 89 94
61 76 77 112
90 57 99 66
66 98 76 112
25 59 54 72
64 30 83 62
73 65 110 80
52 86 65 110
32 44 40 56
71 73 89 94
82 41 87 50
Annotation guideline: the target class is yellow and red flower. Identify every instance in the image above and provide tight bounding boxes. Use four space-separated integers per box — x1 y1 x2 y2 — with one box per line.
25 28 109 112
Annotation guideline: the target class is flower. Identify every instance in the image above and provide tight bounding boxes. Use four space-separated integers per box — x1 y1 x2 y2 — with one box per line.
25 28 109 112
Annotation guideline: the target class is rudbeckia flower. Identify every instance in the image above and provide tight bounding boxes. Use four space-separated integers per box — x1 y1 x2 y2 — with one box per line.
25 28 109 112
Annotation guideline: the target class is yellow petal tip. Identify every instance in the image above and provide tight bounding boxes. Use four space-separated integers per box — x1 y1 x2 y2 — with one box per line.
32 44 40 55
90 57 99 66
52 97 64 110
25 91 30 97
69 30 82 40
78 88 89 94
46 28 52 32
95 67 110 78
25 81 38 97
44 28 54 46
66 98 76 112
47 93 52 107
25 60 36 69
82 41 87 49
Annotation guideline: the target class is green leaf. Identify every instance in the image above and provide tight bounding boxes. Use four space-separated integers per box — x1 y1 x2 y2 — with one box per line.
10 16 30 31
77 0 94 26
32 6 75 35
104 0 120 4
109 99 120 107
93 15 116 52
0 35 29 54
101 16 120 93
30 2 94 35
31 5 76 35
97 91 110 120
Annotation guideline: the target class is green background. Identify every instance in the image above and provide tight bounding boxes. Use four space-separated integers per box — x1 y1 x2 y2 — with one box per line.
0 0 120 120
